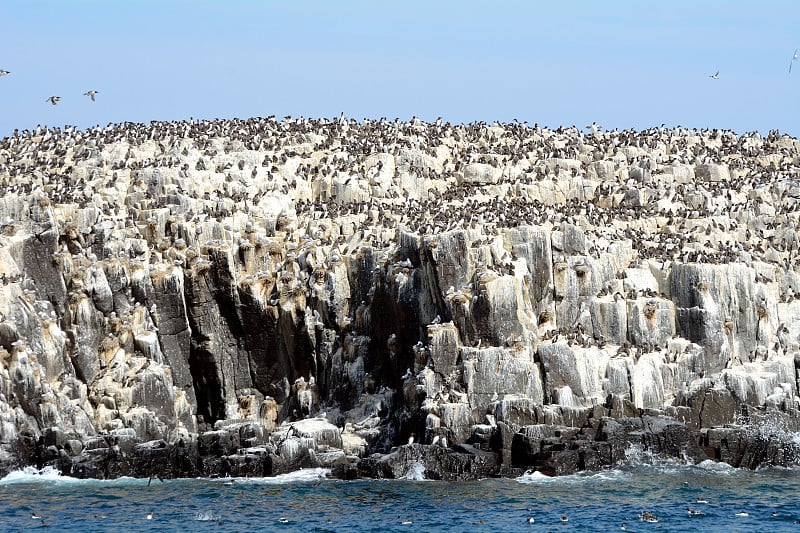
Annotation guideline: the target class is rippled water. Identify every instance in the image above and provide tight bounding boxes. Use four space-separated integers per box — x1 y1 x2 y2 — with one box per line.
2 454 799 532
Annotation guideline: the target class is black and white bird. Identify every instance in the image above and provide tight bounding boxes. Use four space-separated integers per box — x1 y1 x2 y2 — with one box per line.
709 69 720 80
586 121 602 134
0 70 10 77
47 96 61 105
790 49 798 73
84 90 99 101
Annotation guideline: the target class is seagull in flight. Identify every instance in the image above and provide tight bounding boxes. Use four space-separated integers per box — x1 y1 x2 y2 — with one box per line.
0 70 9 77
84 90 99 101
790 49 798 73
709 69 719 80
47 96 61 105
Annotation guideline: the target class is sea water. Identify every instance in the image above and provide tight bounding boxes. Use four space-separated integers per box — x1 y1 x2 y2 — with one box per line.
1 449 799 532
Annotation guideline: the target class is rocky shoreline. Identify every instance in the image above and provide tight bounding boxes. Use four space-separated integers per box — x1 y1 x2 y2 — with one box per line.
1 118 800 480
22 410 800 481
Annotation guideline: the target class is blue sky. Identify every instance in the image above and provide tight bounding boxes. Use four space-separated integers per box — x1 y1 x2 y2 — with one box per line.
1 0 797 137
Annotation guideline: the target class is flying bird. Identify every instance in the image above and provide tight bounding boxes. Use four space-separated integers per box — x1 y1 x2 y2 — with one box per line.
0 70 10 77
47 96 61 105
84 90 99 101
709 70 719 80
790 49 798 73
586 121 602 134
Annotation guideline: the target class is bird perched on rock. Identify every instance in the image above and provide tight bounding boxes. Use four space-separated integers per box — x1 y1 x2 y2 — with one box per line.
84 90 99 101
47 96 61 105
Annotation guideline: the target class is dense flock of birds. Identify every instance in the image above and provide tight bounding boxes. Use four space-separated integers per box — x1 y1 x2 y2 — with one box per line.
0 116 797 275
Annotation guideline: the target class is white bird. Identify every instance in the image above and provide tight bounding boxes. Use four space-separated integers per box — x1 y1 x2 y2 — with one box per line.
47 96 61 105
84 90 99 101
586 121 602 134
146 513 153 520
790 49 798 73
709 69 719 80
0 70 10 76
440 436 447 448
431 435 440 446
407 434 415 445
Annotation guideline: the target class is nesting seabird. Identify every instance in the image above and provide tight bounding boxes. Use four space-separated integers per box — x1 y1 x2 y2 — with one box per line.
84 90 99 101
47 96 61 105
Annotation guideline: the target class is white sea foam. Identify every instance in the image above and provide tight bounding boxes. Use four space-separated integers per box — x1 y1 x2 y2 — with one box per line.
1 465 66 483
517 470 557 484
230 467 330 484
735 412 800 446
692 459 737 474
1 466 144 486
516 443 748 484
516 468 630 485
400 462 426 481
195 510 220 521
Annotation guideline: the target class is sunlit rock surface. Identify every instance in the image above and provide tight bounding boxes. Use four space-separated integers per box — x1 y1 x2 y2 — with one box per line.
0 118 799 479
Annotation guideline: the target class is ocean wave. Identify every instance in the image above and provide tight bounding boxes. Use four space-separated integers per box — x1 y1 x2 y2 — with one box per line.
224 467 331 485
0 466 142 486
516 467 630 485
515 449 753 484
400 462 427 481
0 465 67 483
754 463 800 474
691 459 738 474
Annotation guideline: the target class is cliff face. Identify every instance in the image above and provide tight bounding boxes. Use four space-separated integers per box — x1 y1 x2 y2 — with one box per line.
0 118 799 478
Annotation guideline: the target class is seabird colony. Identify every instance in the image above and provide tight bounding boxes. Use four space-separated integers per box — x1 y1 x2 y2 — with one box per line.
0 116 799 478
1 117 796 268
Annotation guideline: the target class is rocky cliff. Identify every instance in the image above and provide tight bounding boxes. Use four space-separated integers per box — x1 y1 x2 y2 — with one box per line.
0 118 799 479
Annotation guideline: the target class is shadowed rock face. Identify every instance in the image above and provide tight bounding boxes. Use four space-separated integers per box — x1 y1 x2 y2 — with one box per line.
0 119 799 479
